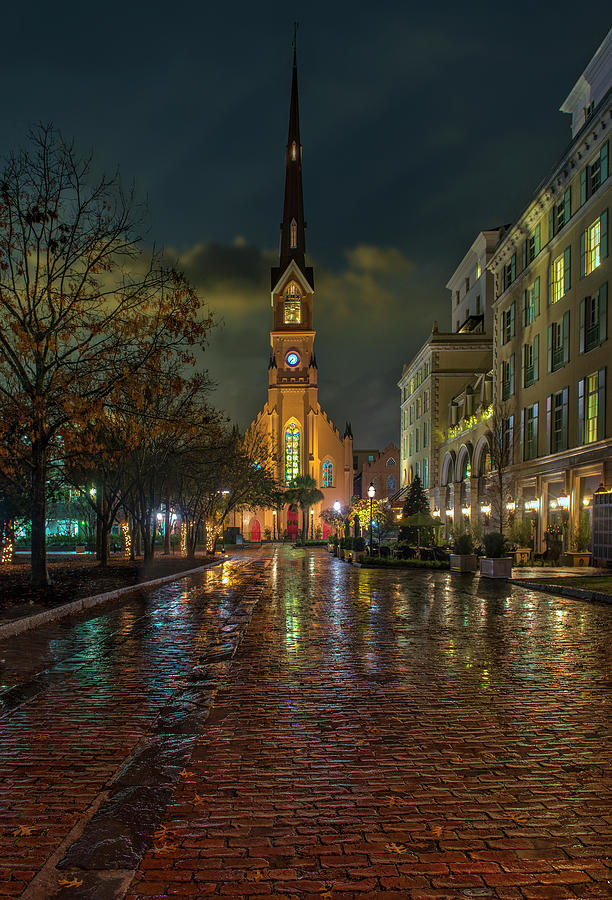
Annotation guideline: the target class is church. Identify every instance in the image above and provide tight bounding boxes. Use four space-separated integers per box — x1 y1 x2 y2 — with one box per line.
245 48 353 542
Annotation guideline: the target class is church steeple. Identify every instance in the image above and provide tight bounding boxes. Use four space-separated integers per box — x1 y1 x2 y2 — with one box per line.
271 37 314 290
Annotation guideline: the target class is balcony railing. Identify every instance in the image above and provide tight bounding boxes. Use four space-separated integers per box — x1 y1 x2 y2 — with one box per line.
552 345 565 371
585 322 600 353
502 380 512 401
524 365 535 388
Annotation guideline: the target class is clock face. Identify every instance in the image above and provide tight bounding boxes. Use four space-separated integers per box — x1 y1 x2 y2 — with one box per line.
286 351 300 367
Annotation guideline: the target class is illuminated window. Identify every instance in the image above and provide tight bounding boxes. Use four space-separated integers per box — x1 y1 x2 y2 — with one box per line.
285 423 300 482
549 248 570 304
476 260 481 278
386 475 396 492
291 141 297 161
284 282 301 324
322 460 333 487
585 373 599 444
580 213 607 277
290 218 297 249
385 457 396 467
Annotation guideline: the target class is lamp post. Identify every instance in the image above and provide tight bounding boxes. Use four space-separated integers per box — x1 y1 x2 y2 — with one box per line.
310 508 314 540
272 509 277 542
368 481 375 554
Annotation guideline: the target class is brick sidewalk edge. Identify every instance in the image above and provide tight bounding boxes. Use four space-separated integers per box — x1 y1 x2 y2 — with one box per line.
0 558 225 642
511 577 612 604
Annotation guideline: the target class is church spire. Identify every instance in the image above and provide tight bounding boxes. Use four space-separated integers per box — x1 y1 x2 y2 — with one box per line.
278 36 306 273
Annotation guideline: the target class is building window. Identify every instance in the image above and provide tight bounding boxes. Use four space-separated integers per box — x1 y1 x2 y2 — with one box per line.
465 277 470 293
386 457 396 467
502 253 516 291
386 475 396 493
416 397 422 419
578 369 606 445
522 277 540 326
580 283 608 353
284 282 301 324
409 404 414 425
322 459 333 487
547 311 570 372
476 260 481 279
409 432 414 455
528 222 541 263
549 189 570 238
502 416 514 466
500 301 515 345
547 388 568 454
580 210 608 278
476 294 481 315
284 423 300 482
290 218 298 249
455 290 460 306
423 457 429 488
423 389 430 412
423 420 428 447
580 141 609 204
424 361 430 377
549 247 571 304
522 403 539 461
501 354 515 400
291 141 297 161
522 334 539 388
415 428 420 453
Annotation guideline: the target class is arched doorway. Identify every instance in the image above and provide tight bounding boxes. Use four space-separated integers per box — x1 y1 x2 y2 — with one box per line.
287 510 299 541
250 519 261 542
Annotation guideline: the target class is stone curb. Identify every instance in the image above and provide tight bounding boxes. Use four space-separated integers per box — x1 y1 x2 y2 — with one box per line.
511 578 612 604
0 559 224 642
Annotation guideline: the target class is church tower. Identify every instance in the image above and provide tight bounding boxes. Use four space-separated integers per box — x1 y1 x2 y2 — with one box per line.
247 42 353 541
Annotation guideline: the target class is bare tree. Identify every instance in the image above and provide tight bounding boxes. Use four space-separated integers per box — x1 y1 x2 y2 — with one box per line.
485 403 516 534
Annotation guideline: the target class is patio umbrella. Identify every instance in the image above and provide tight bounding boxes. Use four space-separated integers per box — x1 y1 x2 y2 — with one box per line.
397 511 443 553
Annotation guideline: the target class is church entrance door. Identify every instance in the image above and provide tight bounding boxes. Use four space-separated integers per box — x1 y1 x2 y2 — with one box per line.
287 510 299 541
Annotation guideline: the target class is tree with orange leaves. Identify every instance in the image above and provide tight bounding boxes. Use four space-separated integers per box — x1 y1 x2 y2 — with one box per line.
0 125 214 588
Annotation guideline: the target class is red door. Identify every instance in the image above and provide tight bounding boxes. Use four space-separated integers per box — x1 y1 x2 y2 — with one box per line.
287 510 299 541
250 519 261 542
322 522 332 539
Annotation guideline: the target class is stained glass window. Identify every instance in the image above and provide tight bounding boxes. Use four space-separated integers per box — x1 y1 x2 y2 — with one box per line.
322 460 333 487
285 423 300 482
284 282 301 324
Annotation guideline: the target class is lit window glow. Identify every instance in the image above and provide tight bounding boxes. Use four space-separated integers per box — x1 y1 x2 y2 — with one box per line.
551 253 565 303
285 423 300 482
585 217 601 275
284 282 301 324
322 460 333 487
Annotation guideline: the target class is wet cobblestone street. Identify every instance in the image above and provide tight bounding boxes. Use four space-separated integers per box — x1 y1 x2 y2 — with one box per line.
1 547 611 898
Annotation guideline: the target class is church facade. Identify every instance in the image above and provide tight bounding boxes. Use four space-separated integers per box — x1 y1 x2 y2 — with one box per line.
245 49 353 541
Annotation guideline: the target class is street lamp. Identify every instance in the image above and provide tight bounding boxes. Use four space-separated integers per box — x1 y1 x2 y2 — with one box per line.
368 481 375 554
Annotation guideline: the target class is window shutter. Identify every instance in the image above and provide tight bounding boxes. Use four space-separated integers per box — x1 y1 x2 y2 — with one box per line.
535 222 541 255
534 402 539 451
577 378 584 444
500 362 504 391
509 353 515 395
534 276 540 317
602 142 609 183
580 228 587 278
548 263 553 305
562 388 569 451
563 189 570 225
601 209 608 259
599 282 608 343
548 208 554 240
511 254 516 282
562 310 570 364
522 290 527 327
564 246 571 293
547 324 553 372
521 241 527 271
533 333 539 381
546 395 552 454
520 408 525 461
580 168 587 205
510 301 515 337
521 344 526 387
597 368 606 440
499 313 504 347
579 298 586 353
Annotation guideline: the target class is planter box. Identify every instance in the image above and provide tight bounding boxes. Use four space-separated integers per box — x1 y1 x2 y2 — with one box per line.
514 547 531 566
450 554 477 573
564 551 591 567
480 556 512 578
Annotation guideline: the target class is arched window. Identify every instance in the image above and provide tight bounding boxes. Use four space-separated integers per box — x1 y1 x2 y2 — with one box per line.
285 423 300 482
386 475 396 492
291 141 297 161
322 459 333 487
386 457 396 467
478 448 491 476
284 282 301 324
290 218 297 249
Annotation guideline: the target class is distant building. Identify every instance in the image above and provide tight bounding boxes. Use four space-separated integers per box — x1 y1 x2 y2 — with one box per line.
446 230 503 336
360 443 400 500
487 28 612 553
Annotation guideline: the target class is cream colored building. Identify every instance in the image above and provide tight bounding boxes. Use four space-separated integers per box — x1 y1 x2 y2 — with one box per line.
487 29 612 552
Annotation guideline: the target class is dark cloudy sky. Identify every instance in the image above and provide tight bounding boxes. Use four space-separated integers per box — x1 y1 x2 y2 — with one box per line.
2 2 610 447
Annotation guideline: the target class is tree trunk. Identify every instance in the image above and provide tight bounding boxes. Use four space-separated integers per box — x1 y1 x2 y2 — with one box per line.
95 488 103 561
30 438 49 588
99 520 110 567
164 492 170 555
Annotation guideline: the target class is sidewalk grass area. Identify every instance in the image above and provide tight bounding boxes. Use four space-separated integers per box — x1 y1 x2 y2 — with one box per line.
0 553 217 623
521 574 612 592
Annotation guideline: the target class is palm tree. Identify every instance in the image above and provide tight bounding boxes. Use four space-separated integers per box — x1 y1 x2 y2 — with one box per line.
285 474 324 541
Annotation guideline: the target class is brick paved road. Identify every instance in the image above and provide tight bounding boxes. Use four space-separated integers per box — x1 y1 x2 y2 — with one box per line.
1 548 611 899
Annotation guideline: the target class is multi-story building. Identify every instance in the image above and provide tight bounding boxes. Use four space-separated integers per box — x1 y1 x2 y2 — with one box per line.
398 325 492 506
488 29 612 552
446 230 502 336
360 443 400 499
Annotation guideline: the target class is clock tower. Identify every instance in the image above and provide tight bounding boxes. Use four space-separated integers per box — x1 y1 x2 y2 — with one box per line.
247 43 353 541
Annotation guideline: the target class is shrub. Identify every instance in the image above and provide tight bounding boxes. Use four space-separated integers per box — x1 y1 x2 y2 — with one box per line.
483 531 507 558
354 536 365 551
453 531 474 555
571 513 592 552
509 518 532 546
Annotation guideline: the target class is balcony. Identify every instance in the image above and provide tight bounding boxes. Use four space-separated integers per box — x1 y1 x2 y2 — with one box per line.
524 365 535 388
552 345 565 371
502 380 512 401
585 322 600 353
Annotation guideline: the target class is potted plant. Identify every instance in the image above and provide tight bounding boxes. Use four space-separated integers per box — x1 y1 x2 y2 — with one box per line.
510 518 532 566
480 531 512 578
566 514 592 567
450 530 477 573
